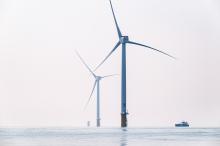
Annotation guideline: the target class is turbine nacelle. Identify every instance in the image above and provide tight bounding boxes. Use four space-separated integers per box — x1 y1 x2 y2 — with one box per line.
120 36 129 44
95 76 102 81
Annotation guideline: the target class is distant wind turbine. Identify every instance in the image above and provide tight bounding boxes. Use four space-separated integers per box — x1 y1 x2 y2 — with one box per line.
95 0 175 127
76 50 117 127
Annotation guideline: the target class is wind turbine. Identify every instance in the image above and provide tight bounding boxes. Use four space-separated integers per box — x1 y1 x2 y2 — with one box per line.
95 0 175 127
76 51 117 127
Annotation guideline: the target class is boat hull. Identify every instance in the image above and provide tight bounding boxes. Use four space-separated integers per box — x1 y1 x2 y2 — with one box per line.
175 124 189 127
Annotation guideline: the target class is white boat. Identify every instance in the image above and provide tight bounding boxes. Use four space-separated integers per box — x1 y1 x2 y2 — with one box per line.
175 121 189 127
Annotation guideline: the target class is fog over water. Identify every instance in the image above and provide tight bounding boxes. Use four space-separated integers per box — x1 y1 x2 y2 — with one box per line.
0 0 220 127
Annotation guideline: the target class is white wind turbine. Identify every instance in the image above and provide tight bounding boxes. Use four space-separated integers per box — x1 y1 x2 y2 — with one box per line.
76 50 117 127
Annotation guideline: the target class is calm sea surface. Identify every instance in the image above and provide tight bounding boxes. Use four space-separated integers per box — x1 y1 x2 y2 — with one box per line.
0 128 220 146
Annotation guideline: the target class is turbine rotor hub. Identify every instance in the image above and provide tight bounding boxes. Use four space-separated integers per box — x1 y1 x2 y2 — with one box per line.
120 36 129 44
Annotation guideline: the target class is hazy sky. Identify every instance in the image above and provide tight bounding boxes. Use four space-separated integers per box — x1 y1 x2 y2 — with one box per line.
0 0 220 127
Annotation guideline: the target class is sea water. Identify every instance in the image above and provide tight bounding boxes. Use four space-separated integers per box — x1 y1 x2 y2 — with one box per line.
0 128 220 146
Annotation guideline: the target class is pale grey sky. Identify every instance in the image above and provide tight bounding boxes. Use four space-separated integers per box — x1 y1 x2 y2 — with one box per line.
0 0 220 127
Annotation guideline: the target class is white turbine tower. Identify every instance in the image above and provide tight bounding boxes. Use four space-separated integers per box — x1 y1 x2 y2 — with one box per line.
76 51 117 127
95 0 175 127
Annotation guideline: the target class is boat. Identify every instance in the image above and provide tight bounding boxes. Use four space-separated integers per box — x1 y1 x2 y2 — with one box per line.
175 121 189 127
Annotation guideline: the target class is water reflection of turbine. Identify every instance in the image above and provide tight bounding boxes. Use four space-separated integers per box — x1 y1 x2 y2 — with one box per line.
120 128 128 146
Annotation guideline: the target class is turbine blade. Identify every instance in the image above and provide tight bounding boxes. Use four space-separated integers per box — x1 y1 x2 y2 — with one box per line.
75 50 96 78
94 41 121 71
84 81 97 110
127 41 176 59
109 0 122 38
102 74 119 78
